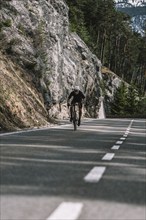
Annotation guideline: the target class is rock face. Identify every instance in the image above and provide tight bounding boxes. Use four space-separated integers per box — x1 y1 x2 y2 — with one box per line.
60 33 102 118
102 67 129 115
0 0 129 131
0 0 104 128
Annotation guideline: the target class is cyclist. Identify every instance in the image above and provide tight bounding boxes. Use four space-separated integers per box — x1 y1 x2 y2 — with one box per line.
67 86 85 126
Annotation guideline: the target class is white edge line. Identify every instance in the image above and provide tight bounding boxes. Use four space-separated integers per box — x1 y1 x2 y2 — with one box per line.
0 118 99 137
0 124 70 137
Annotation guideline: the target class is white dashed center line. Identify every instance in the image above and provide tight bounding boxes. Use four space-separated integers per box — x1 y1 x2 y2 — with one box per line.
47 202 83 220
123 134 128 137
111 145 120 150
102 153 115 160
84 166 106 183
116 141 123 144
120 137 126 140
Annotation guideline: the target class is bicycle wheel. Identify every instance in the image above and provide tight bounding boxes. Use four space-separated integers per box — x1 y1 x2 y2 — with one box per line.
73 111 77 131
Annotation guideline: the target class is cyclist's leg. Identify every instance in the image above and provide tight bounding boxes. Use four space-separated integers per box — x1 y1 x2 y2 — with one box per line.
70 105 73 122
70 101 74 122
78 103 82 126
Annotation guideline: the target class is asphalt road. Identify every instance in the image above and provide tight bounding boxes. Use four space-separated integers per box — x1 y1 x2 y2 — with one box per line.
0 118 146 220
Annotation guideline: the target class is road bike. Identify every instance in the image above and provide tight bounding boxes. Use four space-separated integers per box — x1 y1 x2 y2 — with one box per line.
71 103 79 131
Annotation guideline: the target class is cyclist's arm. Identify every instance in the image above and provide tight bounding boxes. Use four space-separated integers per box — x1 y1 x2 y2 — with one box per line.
81 92 85 102
82 94 85 99
67 92 73 106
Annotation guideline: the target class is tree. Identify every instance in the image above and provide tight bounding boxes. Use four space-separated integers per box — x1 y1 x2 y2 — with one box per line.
125 84 139 114
111 82 128 115
65 0 146 92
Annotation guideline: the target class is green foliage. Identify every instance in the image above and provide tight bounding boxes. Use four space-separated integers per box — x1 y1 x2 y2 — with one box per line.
125 84 139 114
33 20 51 80
17 23 26 36
111 82 145 116
67 1 90 44
35 20 46 47
0 19 12 31
65 0 146 91
111 82 128 115
137 97 146 116
99 80 106 96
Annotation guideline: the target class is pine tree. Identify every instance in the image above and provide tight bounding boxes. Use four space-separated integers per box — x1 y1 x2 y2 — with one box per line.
111 82 128 116
125 84 139 115
65 0 146 92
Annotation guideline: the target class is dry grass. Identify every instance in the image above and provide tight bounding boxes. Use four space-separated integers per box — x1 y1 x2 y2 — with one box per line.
0 52 49 131
101 66 115 75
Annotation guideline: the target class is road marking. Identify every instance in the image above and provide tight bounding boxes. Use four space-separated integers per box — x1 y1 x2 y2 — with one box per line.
47 202 83 220
111 145 120 150
0 156 108 166
102 153 115 160
120 137 126 140
116 141 123 144
125 131 129 134
113 119 133 149
84 166 106 183
0 124 71 136
123 134 128 137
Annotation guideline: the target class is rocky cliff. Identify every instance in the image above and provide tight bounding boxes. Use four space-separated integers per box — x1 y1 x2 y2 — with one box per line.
0 0 123 131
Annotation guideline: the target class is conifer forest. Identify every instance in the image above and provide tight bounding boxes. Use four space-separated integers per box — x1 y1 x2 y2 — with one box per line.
65 0 146 117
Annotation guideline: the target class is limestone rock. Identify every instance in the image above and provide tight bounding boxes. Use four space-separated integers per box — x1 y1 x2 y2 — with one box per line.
0 0 106 130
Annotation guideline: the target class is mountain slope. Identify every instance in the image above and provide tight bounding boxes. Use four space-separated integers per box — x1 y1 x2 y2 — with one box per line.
115 0 146 34
0 52 49 131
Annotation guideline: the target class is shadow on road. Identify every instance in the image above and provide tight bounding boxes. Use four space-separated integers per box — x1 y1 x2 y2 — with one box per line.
0 119 146 206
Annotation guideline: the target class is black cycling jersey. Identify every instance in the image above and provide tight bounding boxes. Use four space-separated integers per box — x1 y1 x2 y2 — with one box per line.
68 90 85 103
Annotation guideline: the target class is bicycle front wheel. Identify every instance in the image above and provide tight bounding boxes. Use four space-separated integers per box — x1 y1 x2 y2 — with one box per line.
73 112 77 131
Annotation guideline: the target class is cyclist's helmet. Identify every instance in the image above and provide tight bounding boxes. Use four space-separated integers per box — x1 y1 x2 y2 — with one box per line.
74 86 80 94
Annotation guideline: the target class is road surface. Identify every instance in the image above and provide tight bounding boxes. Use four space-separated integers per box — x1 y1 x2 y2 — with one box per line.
0 118 146 220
